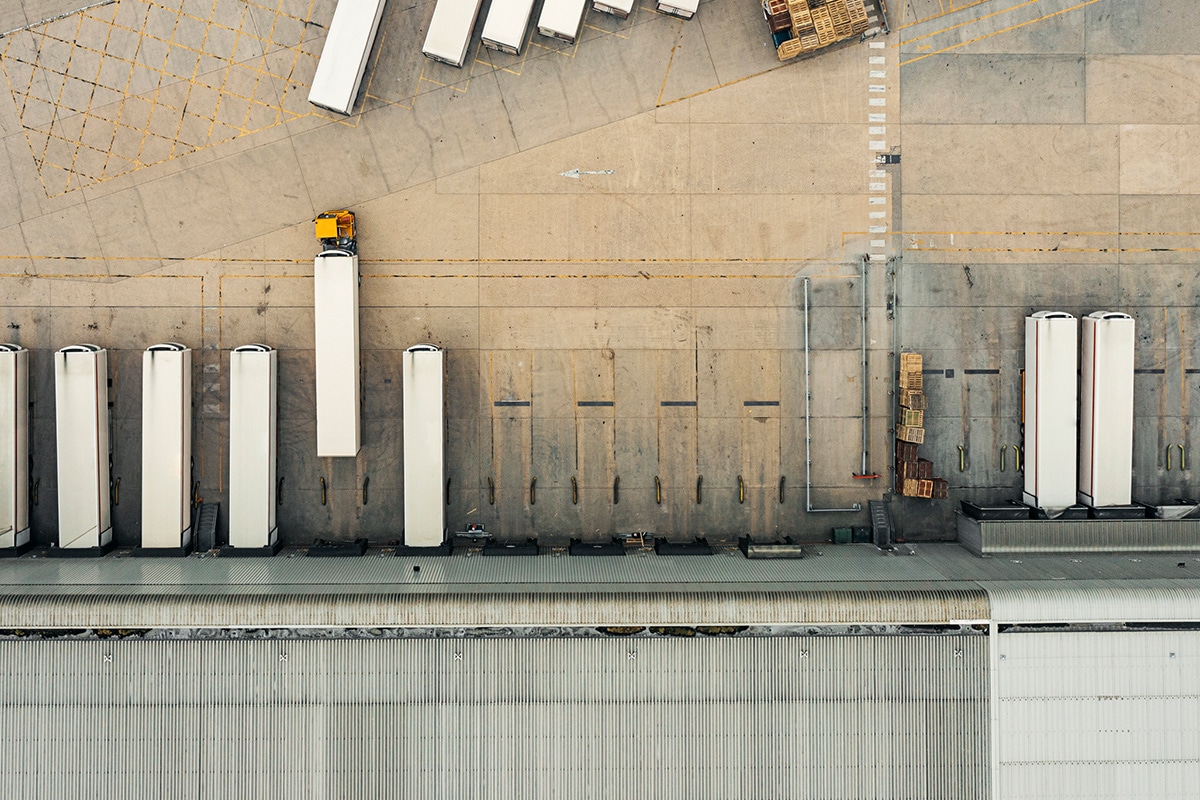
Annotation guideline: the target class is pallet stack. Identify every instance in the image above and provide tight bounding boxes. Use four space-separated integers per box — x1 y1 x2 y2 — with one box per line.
770 0 871 61
895 353 949 500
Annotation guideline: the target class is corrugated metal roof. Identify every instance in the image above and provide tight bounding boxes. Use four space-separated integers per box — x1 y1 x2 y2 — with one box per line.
958 515 1200 555
986 580 1200 624
995 630 1200 799
1 546 949 589
0 634 989 799
0 587 990 628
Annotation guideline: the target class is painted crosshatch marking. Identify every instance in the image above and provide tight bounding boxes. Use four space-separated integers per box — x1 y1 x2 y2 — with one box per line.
0 0 327 197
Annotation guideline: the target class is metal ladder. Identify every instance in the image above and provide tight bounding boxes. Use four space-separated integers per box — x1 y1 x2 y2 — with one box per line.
869 500 894 549
193 502 220 552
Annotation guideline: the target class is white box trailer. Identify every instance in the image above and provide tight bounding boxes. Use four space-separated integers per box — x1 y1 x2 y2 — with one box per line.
537 0 588 43
229 345 278 549
0 345 29 552
423 0 485 66
403 345 445 547
55 345 112 550
482 0 536 54
308 0 389 114
593 0 634 19
1023 312 1078 512
656 0 697 19
141 343 192 551
1079 312 1135 507
314 250 361 458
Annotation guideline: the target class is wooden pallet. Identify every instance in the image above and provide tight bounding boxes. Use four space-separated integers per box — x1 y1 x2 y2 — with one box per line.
849 0 870 33
790 5 814 33
896 424 925 444
828 0 853 37
798 32 821 50
896 441 919 462
811 5 836 45
901 408 924 427
898 370 923 389
777 38 803 59
900 352 923 371
899 388 927 410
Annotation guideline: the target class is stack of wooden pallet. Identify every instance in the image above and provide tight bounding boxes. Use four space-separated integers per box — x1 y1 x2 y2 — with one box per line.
772 0 871 61
895 353 949 500
765 0 791 32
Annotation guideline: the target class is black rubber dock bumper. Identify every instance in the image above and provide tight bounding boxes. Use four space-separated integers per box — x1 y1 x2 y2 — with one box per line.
655 538 713 555
570 539 625 556
307 538 368 557
484 541 539 556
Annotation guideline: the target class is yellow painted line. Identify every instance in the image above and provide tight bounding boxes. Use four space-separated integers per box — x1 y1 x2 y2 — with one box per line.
901 0 1047 44
897 0 995 30
656 20 683 107
901 0 1101 65
905 247 1200 253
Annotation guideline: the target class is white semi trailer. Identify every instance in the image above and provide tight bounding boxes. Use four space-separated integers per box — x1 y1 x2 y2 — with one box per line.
423 0 485 66
314 212 361 458
229 345 279 550
141 343 193 552
308 0 389 114
55 345 112 551
1023 312 1078 513
1078 312 1135 507
402 345 445 547
537 0 588 43
0 344 29 553
481 0 537 54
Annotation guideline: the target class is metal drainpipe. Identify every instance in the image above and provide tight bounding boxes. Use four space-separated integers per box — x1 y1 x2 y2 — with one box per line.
804 276 862 513
859 255 869 475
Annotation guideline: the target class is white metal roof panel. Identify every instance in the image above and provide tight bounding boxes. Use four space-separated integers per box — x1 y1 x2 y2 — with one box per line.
985 580 1200 624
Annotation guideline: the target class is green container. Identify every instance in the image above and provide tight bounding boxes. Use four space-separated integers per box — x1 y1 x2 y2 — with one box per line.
832 527 852 544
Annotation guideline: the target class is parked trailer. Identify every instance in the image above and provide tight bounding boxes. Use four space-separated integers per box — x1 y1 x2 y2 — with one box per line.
482 0 537 54
229 345 278 550
1023 312 1077 513
308 0 388 115
55 345 112 551
314 249 361 457
593 0 634 18
537 0 588 43
0 344 28 553
141 343 193 552
423 0 485 67
656 0 696 19
402 345 445 547
1079 312 1135 508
